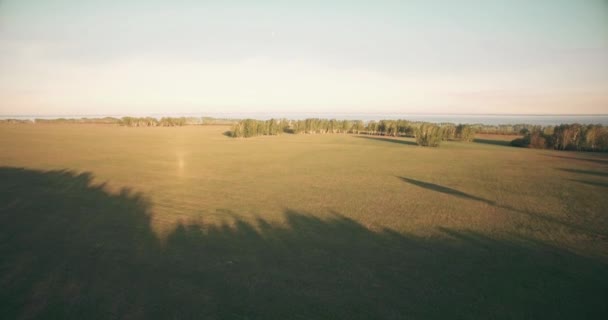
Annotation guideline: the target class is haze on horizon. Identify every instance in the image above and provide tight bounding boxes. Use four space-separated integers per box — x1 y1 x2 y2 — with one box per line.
1 0 607 116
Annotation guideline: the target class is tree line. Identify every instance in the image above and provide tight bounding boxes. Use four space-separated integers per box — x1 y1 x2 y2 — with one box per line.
230 118 477 147
115 116 240 127
0 119 34 124
230 119 284 137
118 117 190 127
5 116 606 152
229 118 608 152
473 124 545 135
33 117 120 124
1 116 237 126
512 124 608 152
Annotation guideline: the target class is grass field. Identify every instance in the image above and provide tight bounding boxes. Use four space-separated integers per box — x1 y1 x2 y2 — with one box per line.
1 124 607 319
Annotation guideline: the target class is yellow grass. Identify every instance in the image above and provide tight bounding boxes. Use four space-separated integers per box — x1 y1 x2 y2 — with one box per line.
1 124 606 256
2 123 608 318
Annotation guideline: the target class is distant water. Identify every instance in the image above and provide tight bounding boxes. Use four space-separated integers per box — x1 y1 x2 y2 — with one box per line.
2 113 608 126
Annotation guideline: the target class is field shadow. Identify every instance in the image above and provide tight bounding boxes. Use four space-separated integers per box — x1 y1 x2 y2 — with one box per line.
398 176 606 238
354 135 418 146
569 179 608 188
473 138 514 147
557 168 608 177
1 167 607 319
545 154 608 165
399 177 495 205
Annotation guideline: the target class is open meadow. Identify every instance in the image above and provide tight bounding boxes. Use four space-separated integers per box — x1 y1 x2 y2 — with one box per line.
1 124 607 319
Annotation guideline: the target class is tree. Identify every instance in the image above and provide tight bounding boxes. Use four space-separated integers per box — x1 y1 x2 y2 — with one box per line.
366 121 378 135
456 124 476 142
268 118 279 135
378 120 387 135
415 123 442 147
231 122 243 137
352 120 364 134
386 121 398 137
528 130 547 149
441 125 456 140
341 120 352 134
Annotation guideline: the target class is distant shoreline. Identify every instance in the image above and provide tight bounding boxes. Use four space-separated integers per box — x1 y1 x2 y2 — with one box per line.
2 113 608 117
2 113 608 126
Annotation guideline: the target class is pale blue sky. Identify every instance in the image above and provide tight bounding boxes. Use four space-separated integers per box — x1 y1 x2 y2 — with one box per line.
1 0 607 115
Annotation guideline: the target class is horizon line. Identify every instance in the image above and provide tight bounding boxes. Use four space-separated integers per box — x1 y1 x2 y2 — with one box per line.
2 112 608 118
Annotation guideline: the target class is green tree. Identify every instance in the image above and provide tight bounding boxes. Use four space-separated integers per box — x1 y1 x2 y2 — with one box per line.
415 123 442 147
366 121 377 135
456 124 476 142
441 125 456 140
231 122 243 137
352 120 364 134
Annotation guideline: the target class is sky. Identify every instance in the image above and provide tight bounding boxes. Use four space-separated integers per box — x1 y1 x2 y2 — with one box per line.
1 0 607 116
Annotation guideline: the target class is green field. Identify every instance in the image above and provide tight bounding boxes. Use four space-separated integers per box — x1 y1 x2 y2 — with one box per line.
1 124 607 319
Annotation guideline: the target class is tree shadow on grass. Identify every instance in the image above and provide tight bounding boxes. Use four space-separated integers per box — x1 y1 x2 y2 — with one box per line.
473 138 514 147
398 177 495 205
1 167 607 319
557 168 608 178
545 154 608 166
398 176 607 238
354 135 418 146
569 179 608 188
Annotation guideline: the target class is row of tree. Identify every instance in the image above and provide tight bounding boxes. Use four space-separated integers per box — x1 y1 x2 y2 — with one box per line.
117 116 240 126
230 118 477 147
2 116 242 126
512 124 608 152
414 124 476 146
0 119 34 124
118 117 192 127
33 117 120 124
474 124 544 135
230 119 284 137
